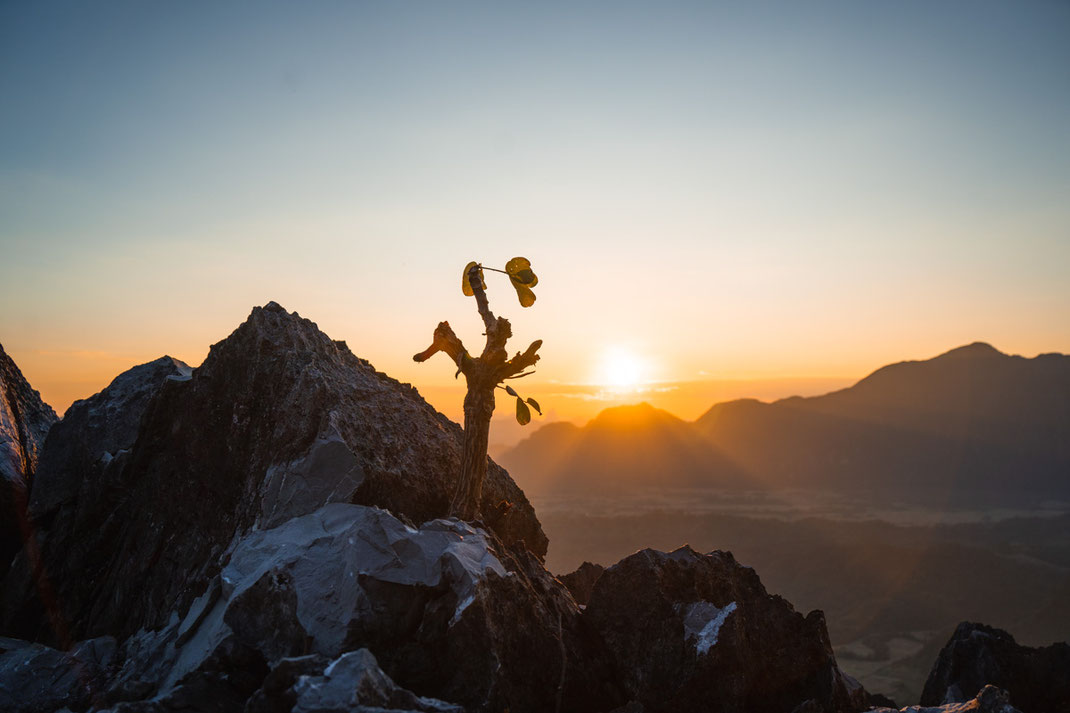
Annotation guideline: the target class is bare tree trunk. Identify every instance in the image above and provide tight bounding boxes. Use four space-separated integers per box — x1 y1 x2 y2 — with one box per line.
415 262 542 522
452 379 495 520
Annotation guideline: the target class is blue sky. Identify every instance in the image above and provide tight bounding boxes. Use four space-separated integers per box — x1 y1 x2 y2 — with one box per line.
1 1 1068 418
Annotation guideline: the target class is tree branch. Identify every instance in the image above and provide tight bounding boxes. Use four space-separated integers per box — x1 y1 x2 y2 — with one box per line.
498 339 542 380
468 263 497 336
468 263 511 364
413 321 469 373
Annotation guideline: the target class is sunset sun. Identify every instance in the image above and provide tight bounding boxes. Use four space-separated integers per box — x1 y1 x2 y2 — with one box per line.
599 346 645 390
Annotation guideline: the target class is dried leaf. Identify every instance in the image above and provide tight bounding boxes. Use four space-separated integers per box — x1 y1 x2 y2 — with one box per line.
515 397 531 425
461 261 486 297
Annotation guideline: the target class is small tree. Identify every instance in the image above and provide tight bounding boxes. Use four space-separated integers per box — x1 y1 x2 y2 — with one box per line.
414 259 543 521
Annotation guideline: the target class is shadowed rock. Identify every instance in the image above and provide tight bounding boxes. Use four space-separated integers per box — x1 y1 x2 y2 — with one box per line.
81 503 618 713
920 622 1070 713
583 545 868 713
1 355 191 641
559 561 605 606
1 302 545 644
0 635 116 713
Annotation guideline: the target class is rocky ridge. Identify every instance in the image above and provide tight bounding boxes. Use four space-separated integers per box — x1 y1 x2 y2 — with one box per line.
920 622 1070 713
2 303 545 645
0 303 882 712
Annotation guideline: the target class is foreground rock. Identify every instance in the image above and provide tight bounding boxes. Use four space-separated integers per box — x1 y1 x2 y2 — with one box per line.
583 546 868 713
0 342 57 578
2 303 546 644
2 356 191 642
869 684 1020 712
0 303 889 713
920 622 1070 713
266 648 463 713
0 635 115 713
2 503 619 713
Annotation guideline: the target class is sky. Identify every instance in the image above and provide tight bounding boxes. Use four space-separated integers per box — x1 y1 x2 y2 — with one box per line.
1 1 1068 436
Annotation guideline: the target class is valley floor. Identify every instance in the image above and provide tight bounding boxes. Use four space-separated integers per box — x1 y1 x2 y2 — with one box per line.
536 491 1070 705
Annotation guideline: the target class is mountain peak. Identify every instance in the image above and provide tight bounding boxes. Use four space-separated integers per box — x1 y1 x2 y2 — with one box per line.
937 342 1005 360
589 402 678 429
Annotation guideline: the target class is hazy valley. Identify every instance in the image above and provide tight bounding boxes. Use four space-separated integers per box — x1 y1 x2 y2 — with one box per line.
501 343 1070 703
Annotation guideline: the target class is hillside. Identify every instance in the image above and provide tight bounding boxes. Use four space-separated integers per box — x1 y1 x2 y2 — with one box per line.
500 344 1070 505
501 402 749 496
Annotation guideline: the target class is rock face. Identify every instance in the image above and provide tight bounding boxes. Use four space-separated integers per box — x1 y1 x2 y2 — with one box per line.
559 561 605 606
1 503 619 713
583 546 867 713
1 355 193 642
0 635 116 713
920 622 1070 713
281 648 463 713
0 342 57 578
2 302 546 645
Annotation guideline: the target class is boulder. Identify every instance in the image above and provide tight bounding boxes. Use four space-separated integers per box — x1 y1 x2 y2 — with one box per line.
2 302 546 644
920 622 1070 713
0 634 116 713
1 356 190 641
287 648 463 713
0 342 57 577
68 503 618 713
583 545 868 713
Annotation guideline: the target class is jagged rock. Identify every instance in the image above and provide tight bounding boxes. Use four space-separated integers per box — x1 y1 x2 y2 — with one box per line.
920 622 1070 713
0 342 57 577
78 503 619 713
244 654 330 713
28 355 192 521
1 356 190 641
559 561 604 606
289 648 463 713
0 634 116 713
1 303 545 644
868 684 1021 712
583 546 868 713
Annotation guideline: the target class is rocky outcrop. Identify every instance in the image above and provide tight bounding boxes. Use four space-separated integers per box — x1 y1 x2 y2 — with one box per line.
1 355 192 642
868 684 1020 712
1 502 619 713
583 546 867 713
0 634 116 713
264 648 463 713
920 622 1070 713
2 302 546 645
559 561 604 606
0 303 897 713
0 343 57 578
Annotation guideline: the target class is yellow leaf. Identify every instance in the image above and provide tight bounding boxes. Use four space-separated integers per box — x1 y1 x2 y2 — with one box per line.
505 257 538 287
515 397 531 425
513 283 536 307
461 261 485 297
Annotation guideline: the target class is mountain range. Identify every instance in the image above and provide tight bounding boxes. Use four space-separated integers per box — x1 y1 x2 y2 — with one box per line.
500 343 1070 505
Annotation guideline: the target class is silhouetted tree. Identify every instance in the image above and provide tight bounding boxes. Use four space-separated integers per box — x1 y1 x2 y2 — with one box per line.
414 260 543 520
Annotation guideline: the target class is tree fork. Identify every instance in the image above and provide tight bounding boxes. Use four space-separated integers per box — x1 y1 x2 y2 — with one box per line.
414 262 542 521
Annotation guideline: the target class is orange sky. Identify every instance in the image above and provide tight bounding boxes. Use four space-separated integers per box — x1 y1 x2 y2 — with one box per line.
2 4 1068 439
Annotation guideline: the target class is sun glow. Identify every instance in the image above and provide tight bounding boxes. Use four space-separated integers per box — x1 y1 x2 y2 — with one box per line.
598 346 646 390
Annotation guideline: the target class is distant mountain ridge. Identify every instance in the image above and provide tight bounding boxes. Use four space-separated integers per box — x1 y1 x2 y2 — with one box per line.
500 343 1070 504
